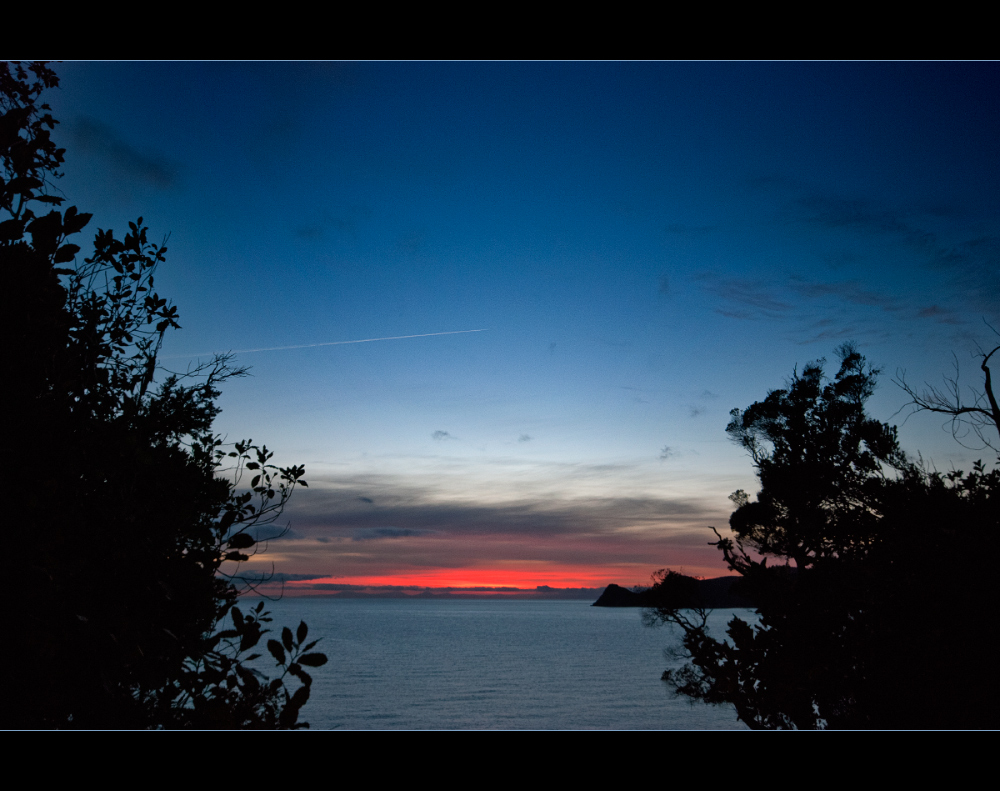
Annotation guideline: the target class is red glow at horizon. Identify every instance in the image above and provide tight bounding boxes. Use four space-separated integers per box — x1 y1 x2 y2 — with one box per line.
292 568 617 589
287 564 734 590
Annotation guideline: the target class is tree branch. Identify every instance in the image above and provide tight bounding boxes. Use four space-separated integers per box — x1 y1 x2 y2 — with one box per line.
894 343 1000 453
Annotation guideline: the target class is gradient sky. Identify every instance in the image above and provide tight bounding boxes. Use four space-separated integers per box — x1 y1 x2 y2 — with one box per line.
45 62 1000 588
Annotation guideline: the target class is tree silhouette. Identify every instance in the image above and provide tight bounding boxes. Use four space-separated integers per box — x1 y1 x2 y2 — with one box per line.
895 328 1000 453
4 62 325 728
647 343 1000 728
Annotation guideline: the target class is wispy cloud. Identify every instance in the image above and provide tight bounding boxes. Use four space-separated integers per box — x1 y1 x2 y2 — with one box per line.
293 205 371 239
68 116 176 188
351 527 434 541
791 191 999 316
282 474 720 540
796 195 912 235
788 278 900 311
665 223 717 235
696 273 794 318
925 236 1000 315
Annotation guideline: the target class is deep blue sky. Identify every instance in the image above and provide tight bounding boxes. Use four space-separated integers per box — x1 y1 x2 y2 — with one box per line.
46 62 1000 586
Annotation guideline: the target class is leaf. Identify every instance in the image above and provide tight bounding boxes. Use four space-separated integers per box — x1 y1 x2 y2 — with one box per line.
240 624 262 652
53 243 80 263
267 639 286 665
289 666 313 686
26 210 62 255
289 684 310 711
63 209 92 234
297 621 308 644
227 533 255 549
7 175 43 193
0 218 24 241
298 653 327 667
282 626 293 652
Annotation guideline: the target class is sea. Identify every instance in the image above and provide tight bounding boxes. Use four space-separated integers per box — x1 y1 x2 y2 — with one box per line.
247 597 751 730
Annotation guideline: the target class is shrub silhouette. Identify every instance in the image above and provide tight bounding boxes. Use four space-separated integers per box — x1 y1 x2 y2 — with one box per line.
4 62 325 728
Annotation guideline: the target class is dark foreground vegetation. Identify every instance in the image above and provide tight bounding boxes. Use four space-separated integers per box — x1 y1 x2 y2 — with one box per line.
646 341 1000 729
4 63 325 728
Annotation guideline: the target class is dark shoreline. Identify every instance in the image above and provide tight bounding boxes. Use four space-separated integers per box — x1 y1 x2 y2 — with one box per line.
592 577 753 608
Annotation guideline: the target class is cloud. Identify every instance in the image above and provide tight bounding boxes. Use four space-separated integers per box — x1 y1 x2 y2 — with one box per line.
788 278 900 311
67 116 176 188
659 446 675 460
696 273 794 318
225 524 303 542
231 571 329 584
658 274 670 295
793 191 1000 316
792 321 867 346
689 406 705 418
819 250 862 270
593 337 630 349
293 206 372 239
280 473 719 542
246 467 739 581
796 196 911 235
717 309 759 321
518 434 532 443
351 527 434 541
916 305 963 324
432 430 455 441
396 231 424 255
925 235 1000 315
917 305 949 318
665 224 716 235
294 225 325 239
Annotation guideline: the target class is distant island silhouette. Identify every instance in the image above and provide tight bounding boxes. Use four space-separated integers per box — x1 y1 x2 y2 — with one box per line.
592 577 754 609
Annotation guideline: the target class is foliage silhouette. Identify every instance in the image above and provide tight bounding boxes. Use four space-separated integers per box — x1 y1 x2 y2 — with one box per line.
3 62 325 728
646 343 1000 729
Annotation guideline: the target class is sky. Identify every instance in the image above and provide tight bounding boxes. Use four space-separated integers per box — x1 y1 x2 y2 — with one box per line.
44 61 1000 590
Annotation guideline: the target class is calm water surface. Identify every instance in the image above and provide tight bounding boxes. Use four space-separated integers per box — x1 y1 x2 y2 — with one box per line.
250 598 750 730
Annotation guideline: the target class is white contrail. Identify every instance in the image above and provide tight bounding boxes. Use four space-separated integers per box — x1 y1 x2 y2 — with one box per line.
163 329 489 359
